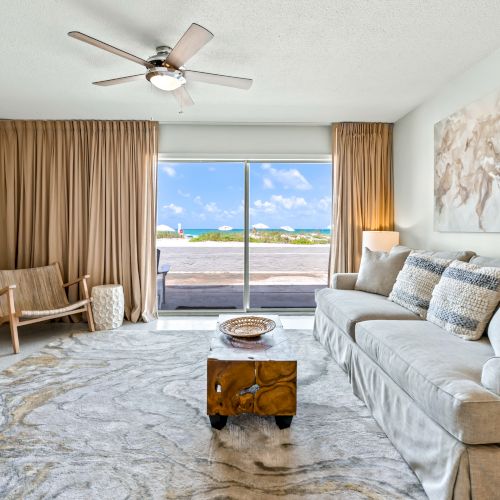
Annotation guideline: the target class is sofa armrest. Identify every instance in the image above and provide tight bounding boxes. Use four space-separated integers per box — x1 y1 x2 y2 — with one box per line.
481 357 500 395
331 273 358 290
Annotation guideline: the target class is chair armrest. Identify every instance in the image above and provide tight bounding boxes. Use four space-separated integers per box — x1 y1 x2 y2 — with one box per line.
331 273 358 290
63 275 90 288
0 285 16 317
0 284 16 296
158 264 171 274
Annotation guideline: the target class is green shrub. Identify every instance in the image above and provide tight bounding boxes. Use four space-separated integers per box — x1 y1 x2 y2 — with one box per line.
156 231 183 239
189 231 329 244
190 232 244 242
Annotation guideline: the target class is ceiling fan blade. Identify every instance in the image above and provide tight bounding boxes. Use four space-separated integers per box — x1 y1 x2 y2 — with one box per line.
93 74 145 86
184 70 253 90
68 31 154 69
166 23 214 68
172 86 194 108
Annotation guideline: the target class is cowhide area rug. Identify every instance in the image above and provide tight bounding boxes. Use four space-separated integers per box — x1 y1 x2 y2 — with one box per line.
0 327 425 499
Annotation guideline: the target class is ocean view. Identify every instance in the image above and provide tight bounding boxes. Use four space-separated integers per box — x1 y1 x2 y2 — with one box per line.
156 162 332 242
181 228 331 237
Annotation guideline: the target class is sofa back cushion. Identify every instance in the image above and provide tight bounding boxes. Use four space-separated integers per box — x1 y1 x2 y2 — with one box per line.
470 256 500 352
427 261 500 340
355 246 411 296
388 252 452 318
394 246 475 262
488 308 500 355
470 256 500 268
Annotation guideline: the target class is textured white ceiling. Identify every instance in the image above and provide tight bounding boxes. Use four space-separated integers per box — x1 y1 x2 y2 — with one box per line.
1 0 500 123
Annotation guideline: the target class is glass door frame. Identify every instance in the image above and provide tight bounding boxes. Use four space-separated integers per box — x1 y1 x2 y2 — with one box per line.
157 155 332 316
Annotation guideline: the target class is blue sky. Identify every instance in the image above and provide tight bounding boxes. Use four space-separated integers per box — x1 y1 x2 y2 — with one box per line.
157 162 332 229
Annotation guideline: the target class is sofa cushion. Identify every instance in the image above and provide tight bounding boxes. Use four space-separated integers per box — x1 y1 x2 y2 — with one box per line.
355 246 410 296
315 288 420 339
428 260 500 340
355 320 500 444
388 253 452 318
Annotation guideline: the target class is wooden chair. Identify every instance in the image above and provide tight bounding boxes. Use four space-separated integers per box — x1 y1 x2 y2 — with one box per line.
0 263 95 354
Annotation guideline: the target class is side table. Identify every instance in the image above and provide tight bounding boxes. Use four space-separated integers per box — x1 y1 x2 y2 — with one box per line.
91 284 124 330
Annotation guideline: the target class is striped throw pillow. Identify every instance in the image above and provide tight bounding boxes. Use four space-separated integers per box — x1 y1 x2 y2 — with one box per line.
388 252 452 318
428 261 500 340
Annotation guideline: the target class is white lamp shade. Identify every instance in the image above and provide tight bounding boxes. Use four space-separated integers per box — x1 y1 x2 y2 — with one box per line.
362 231 400 252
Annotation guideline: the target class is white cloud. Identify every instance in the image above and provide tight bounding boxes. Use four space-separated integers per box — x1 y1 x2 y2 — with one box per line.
254 199 276 213
271 195 307 209
261 164 312 190
317 196 331 211
177 189 190 198
204 202 220 213
263 177 274 189
163 203 184 214
222 202 244 218
193 196 203 206
161 164 176 177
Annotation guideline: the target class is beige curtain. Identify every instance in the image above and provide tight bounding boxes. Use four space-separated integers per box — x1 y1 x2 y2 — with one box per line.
329 122 394 278
0 120 158 322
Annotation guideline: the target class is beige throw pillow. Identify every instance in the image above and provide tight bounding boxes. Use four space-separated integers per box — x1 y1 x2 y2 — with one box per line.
388 252 452 318
354 246 411 297
427 261 500 340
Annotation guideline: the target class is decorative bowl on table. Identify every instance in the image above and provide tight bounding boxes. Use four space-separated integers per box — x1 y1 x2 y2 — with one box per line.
219 316 276 339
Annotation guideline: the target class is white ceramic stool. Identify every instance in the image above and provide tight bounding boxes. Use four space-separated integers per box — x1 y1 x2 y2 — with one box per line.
91 284 124 330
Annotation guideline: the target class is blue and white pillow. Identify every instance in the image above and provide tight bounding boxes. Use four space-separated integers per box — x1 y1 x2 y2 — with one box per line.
428 261 500 340
388 252 452 318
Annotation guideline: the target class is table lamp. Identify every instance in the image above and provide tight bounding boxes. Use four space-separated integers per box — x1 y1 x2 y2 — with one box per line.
362 231 400 252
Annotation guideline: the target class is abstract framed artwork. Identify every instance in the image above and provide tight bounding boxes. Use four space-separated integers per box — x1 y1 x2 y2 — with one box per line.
434 88 500 232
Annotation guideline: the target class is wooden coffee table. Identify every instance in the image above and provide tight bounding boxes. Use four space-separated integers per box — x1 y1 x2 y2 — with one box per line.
207 314 297 430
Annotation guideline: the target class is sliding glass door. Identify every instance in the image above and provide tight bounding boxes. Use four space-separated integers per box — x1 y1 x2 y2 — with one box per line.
157 160 331 311
157 161 244 310
249 162 331 308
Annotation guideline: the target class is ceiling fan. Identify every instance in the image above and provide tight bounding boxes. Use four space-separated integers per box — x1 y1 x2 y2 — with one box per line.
68 23 253 108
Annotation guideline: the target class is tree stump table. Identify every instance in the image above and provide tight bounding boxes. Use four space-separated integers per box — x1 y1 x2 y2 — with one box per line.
207 315 297 430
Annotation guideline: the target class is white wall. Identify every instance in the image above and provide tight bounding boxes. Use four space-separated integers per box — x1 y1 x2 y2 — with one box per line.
158 124 331 161
394 47 500 257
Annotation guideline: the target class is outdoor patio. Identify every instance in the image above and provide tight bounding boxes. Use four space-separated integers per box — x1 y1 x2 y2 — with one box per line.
156 243 329 310
157 282 321 309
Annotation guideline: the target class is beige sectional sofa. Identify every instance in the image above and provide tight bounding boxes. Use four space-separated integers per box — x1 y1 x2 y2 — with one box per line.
314 253 500 500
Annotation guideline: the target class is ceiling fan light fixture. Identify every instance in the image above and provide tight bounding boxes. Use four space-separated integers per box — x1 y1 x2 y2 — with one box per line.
146 67 186 91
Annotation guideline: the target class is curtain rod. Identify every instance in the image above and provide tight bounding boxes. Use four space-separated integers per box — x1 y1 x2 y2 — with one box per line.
158 121 331 127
